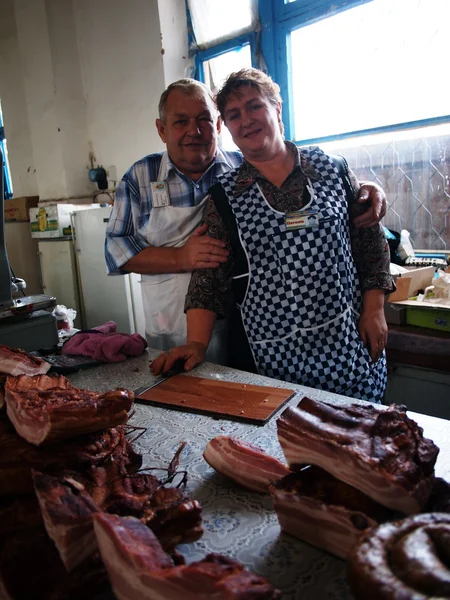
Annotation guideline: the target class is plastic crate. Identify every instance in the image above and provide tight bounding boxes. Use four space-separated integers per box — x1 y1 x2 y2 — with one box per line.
406 306 450 333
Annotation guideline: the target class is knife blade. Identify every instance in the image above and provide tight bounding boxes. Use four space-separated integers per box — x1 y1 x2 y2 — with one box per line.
133 359 186 397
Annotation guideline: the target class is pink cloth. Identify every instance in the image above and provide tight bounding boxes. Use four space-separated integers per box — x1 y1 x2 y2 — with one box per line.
62 321 147 363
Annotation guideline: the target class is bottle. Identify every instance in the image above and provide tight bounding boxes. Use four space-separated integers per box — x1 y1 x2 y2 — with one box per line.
398 230 414 262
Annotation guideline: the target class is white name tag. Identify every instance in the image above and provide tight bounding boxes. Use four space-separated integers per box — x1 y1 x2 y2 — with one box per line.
285 210 319 231
151 181 170 207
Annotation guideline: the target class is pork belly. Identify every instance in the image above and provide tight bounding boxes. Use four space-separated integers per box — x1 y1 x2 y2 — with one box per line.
0 419 137 495
203 436 290 493
94 512 280 600
33 457 202 571
277 398 439 514
269 466 399 560
5 374 133 445
0 344 51 376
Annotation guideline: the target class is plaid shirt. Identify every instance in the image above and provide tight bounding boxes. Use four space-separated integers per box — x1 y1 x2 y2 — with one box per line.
105 149 242 274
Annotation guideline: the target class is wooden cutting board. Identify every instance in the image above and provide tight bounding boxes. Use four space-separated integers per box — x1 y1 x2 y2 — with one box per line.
135 375 296 424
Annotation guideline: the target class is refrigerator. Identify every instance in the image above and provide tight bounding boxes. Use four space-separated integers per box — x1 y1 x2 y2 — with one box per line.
37 238 82 328
71 206 145 336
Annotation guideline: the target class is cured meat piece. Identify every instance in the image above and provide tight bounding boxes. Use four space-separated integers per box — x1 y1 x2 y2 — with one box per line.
0 420 138 496
203 435 290 493
94 512 280 600
277 398 439 514
34 472 101 571
269 466 399 560
0 344 51 376
348 512 450 600
33 454 202 571
5 374 133 445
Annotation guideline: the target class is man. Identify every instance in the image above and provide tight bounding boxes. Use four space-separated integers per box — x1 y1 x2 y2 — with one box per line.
105 78 386 364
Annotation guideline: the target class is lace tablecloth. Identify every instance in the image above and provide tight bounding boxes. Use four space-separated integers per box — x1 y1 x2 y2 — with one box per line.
69 349 450 600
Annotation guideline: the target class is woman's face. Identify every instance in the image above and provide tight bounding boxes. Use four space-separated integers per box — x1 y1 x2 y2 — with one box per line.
223 86 283 160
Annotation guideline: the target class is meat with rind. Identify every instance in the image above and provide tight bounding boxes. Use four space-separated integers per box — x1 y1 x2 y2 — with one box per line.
277 398 439 514
94 512 280 600
203 436 290 493
269 466 400 559
0 344 51 377
33 459 202 571
0 419 138 496
5 374 133 445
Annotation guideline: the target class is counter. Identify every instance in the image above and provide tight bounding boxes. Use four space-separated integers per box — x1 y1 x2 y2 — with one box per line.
69 349 450 600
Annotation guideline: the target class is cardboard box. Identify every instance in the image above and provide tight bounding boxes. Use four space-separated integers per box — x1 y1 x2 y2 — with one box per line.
388 266 435 303
406 306 450 333
30 203 100 238
4 196 39 221
384 301 407 325
388 265 450 332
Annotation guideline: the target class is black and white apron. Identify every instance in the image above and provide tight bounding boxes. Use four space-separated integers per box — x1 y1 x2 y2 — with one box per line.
218 147 386 403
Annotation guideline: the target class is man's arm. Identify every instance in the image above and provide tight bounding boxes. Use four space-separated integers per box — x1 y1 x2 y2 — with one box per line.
105 172 228 276
123 223 228 274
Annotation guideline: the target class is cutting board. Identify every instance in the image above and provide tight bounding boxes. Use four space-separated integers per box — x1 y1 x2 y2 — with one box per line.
135 375 296 424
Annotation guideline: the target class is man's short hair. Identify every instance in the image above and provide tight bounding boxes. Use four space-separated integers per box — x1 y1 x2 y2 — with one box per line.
158 79 216 123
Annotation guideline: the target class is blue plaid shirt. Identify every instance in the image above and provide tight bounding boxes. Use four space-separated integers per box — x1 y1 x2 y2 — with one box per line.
105 149 242 275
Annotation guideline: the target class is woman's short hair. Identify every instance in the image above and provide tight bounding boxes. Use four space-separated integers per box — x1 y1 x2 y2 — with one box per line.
158 79 215 123
215 68 282 122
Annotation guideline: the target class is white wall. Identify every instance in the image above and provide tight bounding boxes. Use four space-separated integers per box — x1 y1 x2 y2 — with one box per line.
0 0 189 198
0 0 37 197
73 0 167 181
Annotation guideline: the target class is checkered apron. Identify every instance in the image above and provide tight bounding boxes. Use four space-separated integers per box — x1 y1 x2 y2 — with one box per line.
218 147 386 403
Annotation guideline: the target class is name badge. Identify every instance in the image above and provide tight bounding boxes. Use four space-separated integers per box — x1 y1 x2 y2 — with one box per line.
151 181 170 207
285 210 319 231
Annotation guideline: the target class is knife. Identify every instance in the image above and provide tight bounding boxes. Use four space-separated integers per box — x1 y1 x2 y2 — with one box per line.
133 359 186 397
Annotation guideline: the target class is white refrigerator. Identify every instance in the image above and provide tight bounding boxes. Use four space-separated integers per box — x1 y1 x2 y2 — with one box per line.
71 207 145 336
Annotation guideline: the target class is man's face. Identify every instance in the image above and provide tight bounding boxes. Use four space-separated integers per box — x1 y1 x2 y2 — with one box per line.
156 89 221 180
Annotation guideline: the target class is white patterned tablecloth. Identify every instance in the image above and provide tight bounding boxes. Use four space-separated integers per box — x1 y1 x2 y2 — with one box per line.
69 349 450 600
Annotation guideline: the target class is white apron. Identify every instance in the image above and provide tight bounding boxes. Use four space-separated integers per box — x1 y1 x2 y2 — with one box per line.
140 154 228 364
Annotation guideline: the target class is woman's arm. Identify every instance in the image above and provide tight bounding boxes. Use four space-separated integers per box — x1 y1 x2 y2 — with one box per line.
347 167 394 362
150 194 234 375
150 308 216 375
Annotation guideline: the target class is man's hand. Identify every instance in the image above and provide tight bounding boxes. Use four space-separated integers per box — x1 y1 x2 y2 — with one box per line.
176 224 229 271
353 182 387 228
358 290 388 363
150 342 206 375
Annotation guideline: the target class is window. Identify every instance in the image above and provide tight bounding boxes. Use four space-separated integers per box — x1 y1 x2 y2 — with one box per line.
188 0 449 249
187 0 256 149
0 101 13 199
290 0 450 143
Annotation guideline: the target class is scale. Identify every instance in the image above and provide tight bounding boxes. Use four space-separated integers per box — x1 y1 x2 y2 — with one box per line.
0 147 59 352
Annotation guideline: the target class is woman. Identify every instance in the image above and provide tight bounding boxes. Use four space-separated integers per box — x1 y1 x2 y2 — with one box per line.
151 69 394 403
